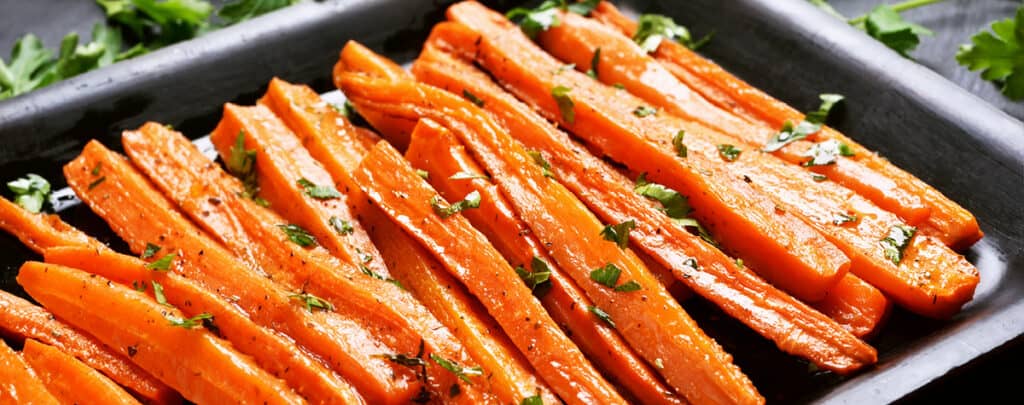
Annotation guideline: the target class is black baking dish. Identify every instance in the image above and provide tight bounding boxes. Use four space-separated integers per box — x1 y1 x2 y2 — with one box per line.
0 0 1021 403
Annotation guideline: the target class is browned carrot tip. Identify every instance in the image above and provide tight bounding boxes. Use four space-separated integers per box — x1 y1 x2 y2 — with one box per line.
814 274 893 339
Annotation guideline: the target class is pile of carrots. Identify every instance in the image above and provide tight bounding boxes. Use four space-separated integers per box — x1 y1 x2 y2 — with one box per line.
0 2 982 404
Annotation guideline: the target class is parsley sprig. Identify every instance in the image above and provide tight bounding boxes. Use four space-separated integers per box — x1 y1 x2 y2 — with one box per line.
810 0 942 58
6 174 51 213
956 5 1024 100
430 191 481 219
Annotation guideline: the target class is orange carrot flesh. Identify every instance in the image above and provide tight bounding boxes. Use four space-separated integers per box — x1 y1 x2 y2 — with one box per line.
0 197 106 253
353 135 625 405
43 246 364 405
64 140 410 404
0 290 179 405
814 274 893 339
405 117 685 405
0 338 60 405
410 44 878 373
125 123 486 405
438 6 849 303
22 339 141 405
209 103 390 279
17 261 304 405
537 10 931 227
590 1 981 248
443 2 978 319
336 45 762 405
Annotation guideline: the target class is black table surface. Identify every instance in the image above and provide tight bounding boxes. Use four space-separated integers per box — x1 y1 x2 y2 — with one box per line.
0 0 1021 403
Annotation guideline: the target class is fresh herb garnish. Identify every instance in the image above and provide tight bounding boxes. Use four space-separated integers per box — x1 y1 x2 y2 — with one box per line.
521 395 544 405
462 89 485 107
588 305 616 328
289 291 335 312
833 213 859 225
430 354 483 383
91 162 103 176
763 93 843 152
551 85 575 124
880 224 916 265
812 173 828 182
633 14 711 53
6 174 51 213
635 174 715 244
278 224 317 247
141 243 161 259
717 144 742 161
506 0 598 38
600 220 636 249
587 47 600 79
226 131 263 203
151 280 172 307
811 0 941 58
527 150 555 178
218 0 298 25
801 139 855 166
615 280 642 292
633 106 657 117
515 256 553 297
672 130 688 158
416 169 429 179
590 263 641 292
146 254 175 272
381 352 427 367
430 191 481 219
132 280 147 292
329 216 353 235
567 0 599 16
297 178 342 199
449 171 489 180
88 176 107 190
167 312 214 329
956 5 1024 100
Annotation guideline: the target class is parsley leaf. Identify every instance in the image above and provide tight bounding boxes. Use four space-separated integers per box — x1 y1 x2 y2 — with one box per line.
832 213 859 225
633 106 657 117
551 85 575 124
633 14 711 53
297 178 342 199
146 254 175 272
527 150 555 178
278 224 317 247
852 3 934 58
226 131 265 204
462 89 485 107
289 291 334 312
801 139 855 166
634 174 692 219
329 216 354 235
416 169 430 179
167 312 214 329
218 0 296 26
588 305 615 328
381 352 426 368
521 395 544 405
515 256 553 297
614 280 642 292
956 5 1024 100
763 93 843 152
430 191 481 219
506 0 563 39
141 243 161 259
672 130 687 158
589 263 622 288
717 144 742 161
600 220 636 249
880 224 916 265
0 35 54 99
6 174 51 213
430 354 483 383
587 47 600 79
151 280 173 307
567 0 599 16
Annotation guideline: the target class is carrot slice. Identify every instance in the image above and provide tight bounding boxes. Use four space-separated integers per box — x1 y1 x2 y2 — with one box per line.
17 261 305 404
813 274 892 339
64 140 411 404
43 246 364 405
0 290 178 405
405 117 684 404
336 46 762 404
0 197 105 253
352 135 625 404
590 1 981 249
0 339 60 405
125 122 486 404
443 2 978 319
22 339 141 405
410 44 878 373
437 7 850 302
536 10 930 227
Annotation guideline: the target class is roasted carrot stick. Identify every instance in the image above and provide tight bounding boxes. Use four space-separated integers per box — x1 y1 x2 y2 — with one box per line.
405 118 684 404
537 10 930 227
0 290 178 405
410 44 878 372
352 137 626 405
64 140 413 404
337 46 762 403
43 246 364 405
813 274 892 339
590 1 982 249
436 7 850 303
17 261 305 405
124 123 486 404
0 339 60 405
0 197 106 253
22 339 141 405
443 2 978 319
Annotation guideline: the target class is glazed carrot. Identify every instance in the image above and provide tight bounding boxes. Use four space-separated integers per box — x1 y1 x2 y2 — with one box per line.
410 44 878 373
209 103 389 278
405 118 684 404
124 123 486 404
443 2 979 319
352 137 626 405
44 246 364 405
0 339 60 405
0 290 178 405
17 262 305 405
590 1 982 249
336 46 762 403
438 6 848 302
22 339 141 405
64 140 413 404
537 10 930 227
0 196 105 252
813 274 892 339
332 44 418 149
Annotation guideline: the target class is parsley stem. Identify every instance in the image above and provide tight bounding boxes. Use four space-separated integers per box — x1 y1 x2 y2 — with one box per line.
847 0 944 24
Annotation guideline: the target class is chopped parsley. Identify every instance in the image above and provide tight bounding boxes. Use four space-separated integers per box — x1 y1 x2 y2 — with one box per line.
521 395 544 405
551 85 575 124
515 256 553 297
449 171 489 180
462 89 485 107
762 93 843 152
278 224 317 247
672 130 687 158
289 292 334 312
151 281 172 307
88 176 107 190
91 162 103 176
167 312 214 329
812 173 828 182
633 106 657 117
587 47 600 79
141 243 161 259
430 354 483 383
527 150 555 178
226 131 264 205
506 0 598 38
880 224 916 265
430 191 481 219
416 169 429 179
801 139 855 166
633 14 711 53
635 174 715 245
145 254 175 272
590 263 641 292
588 305 616 328
329 216 354 235
297 178 342 199
957 5 1024 100
6 174 50 213
600 220 636 249
832 213 859 226
717 144 741 161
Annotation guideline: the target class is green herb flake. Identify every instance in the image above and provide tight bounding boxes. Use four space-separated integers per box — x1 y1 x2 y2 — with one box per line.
297 178 342 199
527 150 555 178
506 0 563 39
145 254 175 272
551 85 575 124
879 224 916 265
614 280 642 292
763 94 843 152
141 243 161 259
515 256 553 297
430 353 483 383
6 174 51 213
589 263 622 288
717 144 741 161
811 173 828 182
91 162 103 176
672 130 687 158
567 0 599 16
381 352 426 368
462 89 485 107
416 169 429 179
851 4 934 58
600 220 636 249
430 191 481 219
167 312 214 329
151 280 172 307
218 0 297 26
587 47 600 79
633 14 711 53
289 291 335 312
801 139 855 166
956 6 1024 100
277 224 317 247
329 216 354 235
588 305 616 328
634 174 693 219
633 105 657 117
832 213 859 226
521 395 544 405
226 131 263 203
